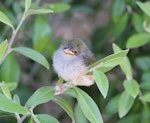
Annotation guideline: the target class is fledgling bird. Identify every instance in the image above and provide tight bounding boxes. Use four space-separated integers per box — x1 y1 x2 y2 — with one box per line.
53 38 95 86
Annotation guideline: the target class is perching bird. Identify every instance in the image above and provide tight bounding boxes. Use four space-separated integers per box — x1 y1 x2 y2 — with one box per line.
53 38 95 86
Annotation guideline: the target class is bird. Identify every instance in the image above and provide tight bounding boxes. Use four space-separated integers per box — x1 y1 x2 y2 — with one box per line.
53 38 96 86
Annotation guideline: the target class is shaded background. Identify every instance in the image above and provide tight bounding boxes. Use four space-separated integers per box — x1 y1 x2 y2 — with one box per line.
0 0 150 123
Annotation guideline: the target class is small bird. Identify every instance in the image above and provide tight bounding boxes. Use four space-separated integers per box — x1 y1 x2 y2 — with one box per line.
53 38 95 86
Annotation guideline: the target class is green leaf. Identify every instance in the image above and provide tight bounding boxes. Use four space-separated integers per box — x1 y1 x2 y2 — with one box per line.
13 47 49 69
0 93 29 114
105 95 120 114
88 49 129 73
74 87 103 123
135 56 150 71
25 86 55 107
52 96 75 121
0 53 20 83
119 91 134 118
1 81 12 100
117 114 140 123
75 104 88 123
113 43 132 79
142 70 150 82
46 3 70 12
126 33 150 48
112 0 126 22
137 1 150 16
132 13 144 33
141 104 150 123
25 0 31 11
0 11 14 30
25 9 53 17
13 94 20 104
33 16 52 53
94 70 109 98
37 114 59 123
139 93 150 102
113 13 129 37
140 81 150 91
0 40 8 60
6 83 17 91
123 79 139 98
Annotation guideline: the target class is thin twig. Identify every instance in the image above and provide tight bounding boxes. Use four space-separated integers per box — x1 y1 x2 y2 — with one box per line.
0 13 26 65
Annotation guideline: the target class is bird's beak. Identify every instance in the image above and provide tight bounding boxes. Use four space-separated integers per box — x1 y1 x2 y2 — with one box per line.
64 48 75 55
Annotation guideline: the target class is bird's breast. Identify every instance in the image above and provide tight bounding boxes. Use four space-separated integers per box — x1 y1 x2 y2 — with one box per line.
53 49 87 81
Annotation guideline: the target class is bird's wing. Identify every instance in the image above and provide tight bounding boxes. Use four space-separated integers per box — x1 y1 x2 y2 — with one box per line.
81 50 96 66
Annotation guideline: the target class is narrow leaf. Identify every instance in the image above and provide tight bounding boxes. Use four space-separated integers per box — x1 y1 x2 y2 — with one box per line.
47 3 70 12
0 54 20 83
0 11 14 29
0 93 29 114
25 9 53 17
0 40 8 60
74 87 103 123
119 91 134 118
88 49 129 72
13 47 49 69
141 104 150 123
113 43 132 79
13 94 20 104
94 70 109 98
1 82 12 100
25 86 55 107
137 1 150 16
105 95 120 114
25 0 31 11
123 79 139 98
126 33 150 48
139 93 150 102
37 114 59 123
52 96 75 121
75 104 88 123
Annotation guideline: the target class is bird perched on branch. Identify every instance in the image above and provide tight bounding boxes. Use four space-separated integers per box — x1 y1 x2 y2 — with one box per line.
53 38 95 86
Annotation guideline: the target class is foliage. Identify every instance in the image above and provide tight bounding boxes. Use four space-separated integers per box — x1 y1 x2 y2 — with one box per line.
0 0 150 123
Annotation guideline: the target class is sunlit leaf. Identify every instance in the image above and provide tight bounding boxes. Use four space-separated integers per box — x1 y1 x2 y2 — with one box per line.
123 79 139 98
94 70 109 98
13 47 49 69
37 114 59 123
25 9 53 17
0 11 14 30
88 49 129 73
13 94 20 104
1 81 12 100
113 43 132 79
52 96 75 121
0 40 8 61
137 1 150 16
0 93 29 114
25 86 55 107
119 91 134 118
75 104 88 123
74 87 103 123
139 93 150 102
126 33 150 48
